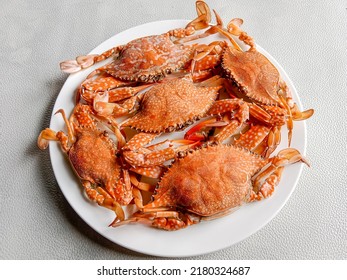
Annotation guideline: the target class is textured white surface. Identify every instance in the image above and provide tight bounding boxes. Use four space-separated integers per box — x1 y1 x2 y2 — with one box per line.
0 0 346 259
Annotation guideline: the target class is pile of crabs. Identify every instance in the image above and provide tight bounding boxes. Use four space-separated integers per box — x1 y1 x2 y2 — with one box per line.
38 1 313 231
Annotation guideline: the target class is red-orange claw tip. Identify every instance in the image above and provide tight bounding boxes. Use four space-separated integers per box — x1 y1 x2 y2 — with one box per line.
184 133 206 142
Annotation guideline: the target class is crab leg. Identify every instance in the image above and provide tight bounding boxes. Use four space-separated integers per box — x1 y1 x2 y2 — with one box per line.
111 210 199 231
251 148 310 200
130 165 165 179
37 128 60 150
263 126 282 158
83 181 125 222
129 174 156 192
122 132 199 168
105 169 133 204
78 78 151 103
233 125 270 151
248 104 272 123
175 2 224 45
79 75 144 104
82 74 133 92
124 141 199 167
226 18 255 50
184 99 250 142
291 105 314 121
123 132 158 151
168 0 212 40
189 41 225 74
37 109 77 151
184 117 228 141
132 188 144 210
93 92 139 118
150 213 198 231
60 45 123 74
208 99 250 143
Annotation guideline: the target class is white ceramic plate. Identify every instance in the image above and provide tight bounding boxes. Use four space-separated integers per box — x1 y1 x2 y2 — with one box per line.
49 20 307 257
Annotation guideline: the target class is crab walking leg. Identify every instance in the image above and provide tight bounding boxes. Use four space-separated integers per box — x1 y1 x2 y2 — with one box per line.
111 210 199 230
123 132 158 151
83 181 125 222
122 132 199 168
251 148 310 200
175 2 225 45
93 92 140 118
106 169 133 204
250 167 284 201
79 75 148 104
233 125 270 152
233 125 282 158
292 105 315 121
37 109 76 151
208 99 250 143
248 103 272 123
168 0 213 40
150 213 199 230
132 187 144 210
226 18 255 49
184 117 229 141
38 128 64 150
130 166 165 179
60 1 212 74
129 174 156 192
264 126 282 158
190 45 222 74
60 45 123 73
183 98 249 142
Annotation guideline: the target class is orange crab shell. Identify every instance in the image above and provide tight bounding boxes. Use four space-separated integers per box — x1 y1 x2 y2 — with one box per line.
121 78 222 133
149 144 267 216
99 34 194 82
69 130 124 192
222 46 281 105
68 105 132 205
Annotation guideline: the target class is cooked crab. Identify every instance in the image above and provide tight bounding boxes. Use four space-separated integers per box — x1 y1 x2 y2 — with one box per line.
218 18 314 144
60 1 222 83
112 144 309 230
220 18 284 105
37 103 132 222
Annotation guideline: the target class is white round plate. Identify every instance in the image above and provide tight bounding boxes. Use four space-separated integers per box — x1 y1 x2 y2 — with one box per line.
49 20 307 257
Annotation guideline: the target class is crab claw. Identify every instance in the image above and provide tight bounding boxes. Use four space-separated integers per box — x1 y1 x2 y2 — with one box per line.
184 117 228 141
